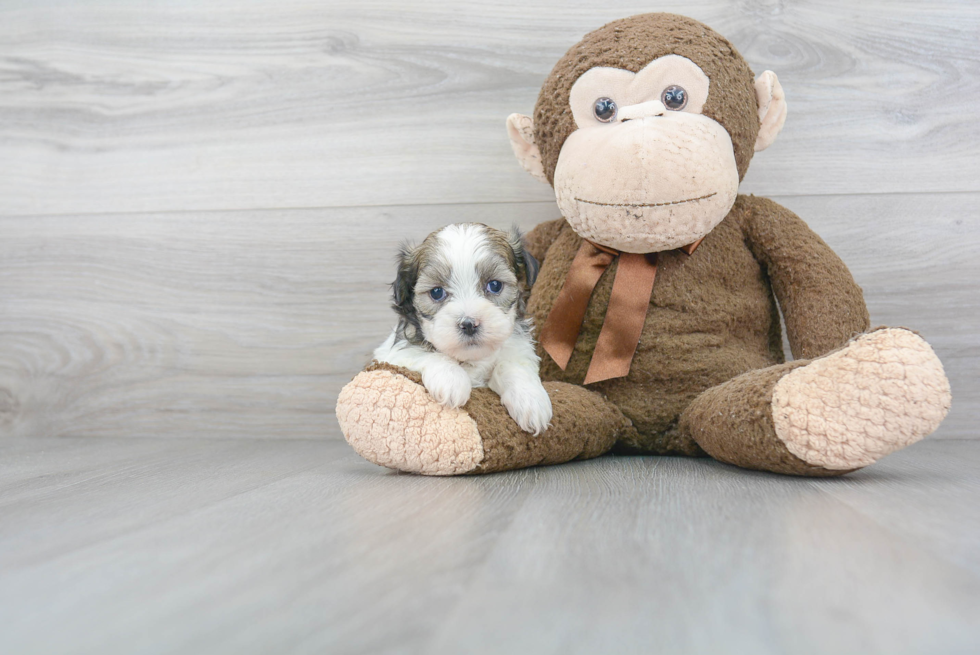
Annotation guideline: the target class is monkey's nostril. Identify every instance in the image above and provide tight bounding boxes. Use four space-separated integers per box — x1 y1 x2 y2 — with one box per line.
459 319 479 336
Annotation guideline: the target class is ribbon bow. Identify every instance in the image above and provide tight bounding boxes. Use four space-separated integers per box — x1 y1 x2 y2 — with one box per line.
539 238 702 384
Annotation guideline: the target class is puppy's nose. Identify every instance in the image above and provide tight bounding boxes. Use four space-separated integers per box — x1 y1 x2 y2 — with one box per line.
459 318 479 336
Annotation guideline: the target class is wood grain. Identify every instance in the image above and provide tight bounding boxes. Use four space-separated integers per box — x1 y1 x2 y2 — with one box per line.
0 193 976 441
1 437 978 654
0 0 978 216
0 201 558 440
426 451 980 655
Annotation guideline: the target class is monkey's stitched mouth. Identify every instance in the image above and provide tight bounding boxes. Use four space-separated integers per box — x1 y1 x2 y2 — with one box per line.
574 192 716 208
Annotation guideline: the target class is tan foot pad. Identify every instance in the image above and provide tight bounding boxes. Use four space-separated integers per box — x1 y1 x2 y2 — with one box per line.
336 369 484 475
772 328 951 470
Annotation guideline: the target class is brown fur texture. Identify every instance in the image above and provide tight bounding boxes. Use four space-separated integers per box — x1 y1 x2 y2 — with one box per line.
337 13 948 478
523 217 565 264
347 193 871 477
523 194 869 474
468 380 634 474
678 360 854 476
533 13 759 185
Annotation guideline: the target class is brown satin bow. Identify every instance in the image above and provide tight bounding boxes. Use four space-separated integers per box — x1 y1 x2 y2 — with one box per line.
539 238 702 384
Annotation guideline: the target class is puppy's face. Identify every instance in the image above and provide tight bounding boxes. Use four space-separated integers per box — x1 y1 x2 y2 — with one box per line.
393 223 538 362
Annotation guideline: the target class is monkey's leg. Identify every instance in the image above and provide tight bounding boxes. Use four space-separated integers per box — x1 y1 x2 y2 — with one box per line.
680 328 951 476
336 362 632 475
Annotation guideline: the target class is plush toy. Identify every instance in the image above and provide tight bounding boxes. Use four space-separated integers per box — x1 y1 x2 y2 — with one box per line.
336 13 951 476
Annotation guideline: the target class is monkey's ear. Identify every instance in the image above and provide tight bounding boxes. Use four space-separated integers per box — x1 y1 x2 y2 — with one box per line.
753 71 787 152
506 114 549 184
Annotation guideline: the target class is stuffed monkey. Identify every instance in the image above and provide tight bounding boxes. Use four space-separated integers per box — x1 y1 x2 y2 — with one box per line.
337 13 950 476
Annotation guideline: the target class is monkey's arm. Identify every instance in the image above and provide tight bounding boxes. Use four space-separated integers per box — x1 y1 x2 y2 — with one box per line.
741 195 870 359
523 218 566 263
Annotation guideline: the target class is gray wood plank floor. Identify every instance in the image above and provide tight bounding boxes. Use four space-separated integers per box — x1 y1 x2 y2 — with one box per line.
1 437 979 655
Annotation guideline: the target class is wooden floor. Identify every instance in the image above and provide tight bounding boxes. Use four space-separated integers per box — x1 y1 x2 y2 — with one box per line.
1 437 979 654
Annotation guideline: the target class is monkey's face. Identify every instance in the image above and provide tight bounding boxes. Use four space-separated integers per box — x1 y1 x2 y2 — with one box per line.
507 15 787 255
553 55 739 254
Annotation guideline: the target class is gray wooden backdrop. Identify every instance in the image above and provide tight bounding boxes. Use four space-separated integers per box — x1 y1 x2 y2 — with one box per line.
1 0 977 442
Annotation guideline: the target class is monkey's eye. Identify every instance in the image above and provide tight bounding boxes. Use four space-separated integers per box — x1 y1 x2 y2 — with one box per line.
485 280 503 294
661 85 688 111
429 287 446 301
593 97 617 122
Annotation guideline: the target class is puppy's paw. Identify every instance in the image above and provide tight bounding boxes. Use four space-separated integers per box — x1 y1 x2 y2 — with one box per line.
422 361 472 408
501 380 553 435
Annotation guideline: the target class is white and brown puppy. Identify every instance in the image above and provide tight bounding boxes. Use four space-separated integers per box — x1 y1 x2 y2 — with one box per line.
373 223 552 435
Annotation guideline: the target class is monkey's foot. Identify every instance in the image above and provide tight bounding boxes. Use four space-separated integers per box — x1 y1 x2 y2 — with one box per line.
337 362 628 476
336 365 485 476
772 328 951 470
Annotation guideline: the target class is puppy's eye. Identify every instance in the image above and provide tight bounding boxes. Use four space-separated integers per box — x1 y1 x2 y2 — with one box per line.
593 97 617 123
485 280 503 294
429 287 445 301
661 85 687 111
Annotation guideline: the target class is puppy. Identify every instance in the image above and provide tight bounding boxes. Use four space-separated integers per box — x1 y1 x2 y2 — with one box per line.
373 223 552 435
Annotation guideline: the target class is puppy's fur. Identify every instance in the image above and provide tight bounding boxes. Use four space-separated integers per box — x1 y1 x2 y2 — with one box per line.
374 223 552 434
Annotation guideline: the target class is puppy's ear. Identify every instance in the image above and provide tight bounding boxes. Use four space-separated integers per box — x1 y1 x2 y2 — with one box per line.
522 250 540 288
391 243 420 319
509 227 540 288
